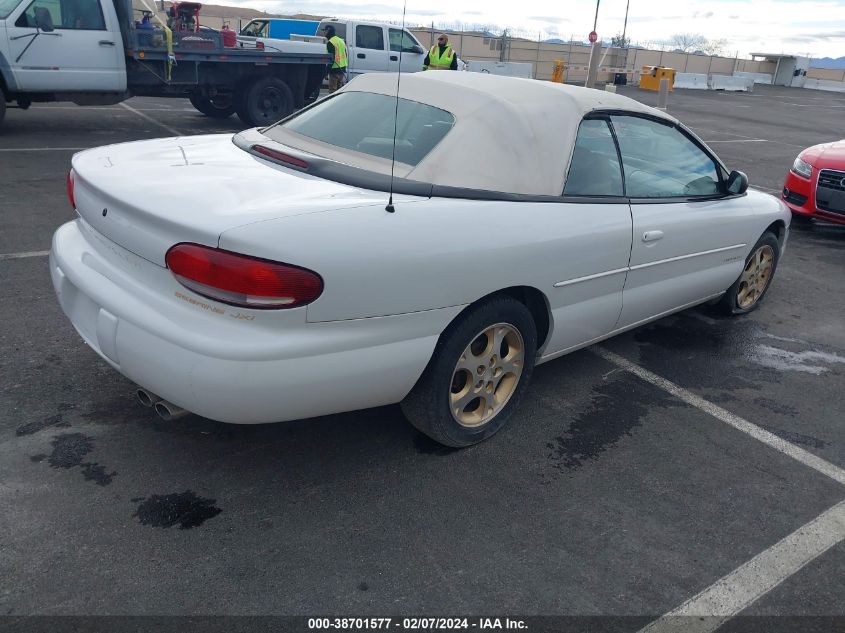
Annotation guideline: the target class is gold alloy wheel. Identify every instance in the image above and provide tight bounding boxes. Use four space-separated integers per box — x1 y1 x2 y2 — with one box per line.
737 244 775 309
449 323 525 428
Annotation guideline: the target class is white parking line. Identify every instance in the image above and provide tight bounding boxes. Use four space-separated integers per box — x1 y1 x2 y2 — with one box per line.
119 102 183 136
32 105 195 111
638 500 845 633
750 185 781 195
0 250 50 261
0 147 89 152
691 128 807 149
593 347 845 631
593 347 845 486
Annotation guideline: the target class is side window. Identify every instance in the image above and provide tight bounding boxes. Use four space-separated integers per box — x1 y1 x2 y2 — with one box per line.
16 0 105 30
610 115 721 198
355 25 384 50
564 118 624 197
241 20 268 37
318 21 346 39
388 28 418 52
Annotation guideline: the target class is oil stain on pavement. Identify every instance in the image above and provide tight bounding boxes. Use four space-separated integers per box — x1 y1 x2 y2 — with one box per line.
16 413 70 436
546 375 685 473
132 491 222 529
42 432 117 486
47 432 93 468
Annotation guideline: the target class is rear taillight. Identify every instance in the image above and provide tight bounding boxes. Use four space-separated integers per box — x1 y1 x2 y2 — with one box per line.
256 40 265 50
67 169 75 209
252 145 309 170
165 243 323 309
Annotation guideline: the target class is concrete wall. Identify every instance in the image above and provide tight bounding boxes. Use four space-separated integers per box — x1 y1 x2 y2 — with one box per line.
410 28 777 83
804 78 845 93
807 67 845 82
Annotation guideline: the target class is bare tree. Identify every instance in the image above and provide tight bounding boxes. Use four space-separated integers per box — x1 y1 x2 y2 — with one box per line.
699 38 728 56
611 33 630 48
671 33 706 52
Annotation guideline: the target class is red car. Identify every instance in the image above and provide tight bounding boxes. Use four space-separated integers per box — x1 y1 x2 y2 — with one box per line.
782 139 845 225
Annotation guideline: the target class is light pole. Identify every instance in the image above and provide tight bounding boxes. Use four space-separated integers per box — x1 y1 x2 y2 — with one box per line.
620 0 631 83
585 0 602 88
621 0 630 46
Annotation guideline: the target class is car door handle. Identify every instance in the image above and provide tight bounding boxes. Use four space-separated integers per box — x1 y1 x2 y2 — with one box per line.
390 55 398 61
99 40 115 46
357 53 366 58
642 230 664 243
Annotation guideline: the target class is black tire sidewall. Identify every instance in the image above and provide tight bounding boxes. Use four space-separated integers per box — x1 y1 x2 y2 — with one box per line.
405 297 538 447
238 77 294 127
190 93 235 118
0 85 6 126
722 232 781 315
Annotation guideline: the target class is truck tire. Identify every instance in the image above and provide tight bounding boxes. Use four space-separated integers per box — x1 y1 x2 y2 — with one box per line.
0 85 6 127
236 77 294 127
189 93 236 118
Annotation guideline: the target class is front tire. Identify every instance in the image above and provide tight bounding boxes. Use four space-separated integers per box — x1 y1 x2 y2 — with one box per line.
401 296 538 447
236 77 294 127
0 85 6 127
718 231 780 315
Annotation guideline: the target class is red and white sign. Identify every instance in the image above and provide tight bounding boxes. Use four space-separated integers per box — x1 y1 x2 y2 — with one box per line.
588 31 598 44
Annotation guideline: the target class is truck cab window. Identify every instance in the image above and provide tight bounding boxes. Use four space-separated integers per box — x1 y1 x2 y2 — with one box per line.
0 0 24 19
16 0 105 30
240 20 268 37
355 25 384 50
388 28 418 53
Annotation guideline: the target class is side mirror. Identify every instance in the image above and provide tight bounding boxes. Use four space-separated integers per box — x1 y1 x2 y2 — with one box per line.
412 44 424 54
726 170 748 195
34 6 54 31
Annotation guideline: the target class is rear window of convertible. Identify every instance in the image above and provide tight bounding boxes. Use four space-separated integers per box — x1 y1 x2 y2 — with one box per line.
266 92 455 167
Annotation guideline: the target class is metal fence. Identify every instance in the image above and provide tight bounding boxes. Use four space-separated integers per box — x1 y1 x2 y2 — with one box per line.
409 27 778 83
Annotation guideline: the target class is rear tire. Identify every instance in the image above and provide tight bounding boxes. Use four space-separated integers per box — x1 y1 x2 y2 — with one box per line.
189 92 236 118
236 77 294 127
717 231 780 315
401 296 537 447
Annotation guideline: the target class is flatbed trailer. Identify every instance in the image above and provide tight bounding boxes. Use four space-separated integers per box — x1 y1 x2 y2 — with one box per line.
0 0 330 126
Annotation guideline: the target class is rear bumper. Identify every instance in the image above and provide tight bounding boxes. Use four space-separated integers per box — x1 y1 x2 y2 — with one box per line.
50 219 461 423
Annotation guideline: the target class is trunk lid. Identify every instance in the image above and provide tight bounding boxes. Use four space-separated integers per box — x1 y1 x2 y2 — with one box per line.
71 134 384 266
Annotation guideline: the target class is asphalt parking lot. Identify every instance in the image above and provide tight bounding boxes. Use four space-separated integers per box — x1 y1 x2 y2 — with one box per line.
1 84 844 631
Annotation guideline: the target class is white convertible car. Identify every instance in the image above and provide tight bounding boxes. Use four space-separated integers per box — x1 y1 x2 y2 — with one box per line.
51 72 789 446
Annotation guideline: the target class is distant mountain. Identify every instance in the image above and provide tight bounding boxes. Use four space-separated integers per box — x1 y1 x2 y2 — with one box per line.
811 56 845 69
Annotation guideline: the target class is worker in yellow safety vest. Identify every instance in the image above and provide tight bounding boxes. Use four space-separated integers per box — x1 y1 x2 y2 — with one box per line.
321 24 348 93
424 33 458 70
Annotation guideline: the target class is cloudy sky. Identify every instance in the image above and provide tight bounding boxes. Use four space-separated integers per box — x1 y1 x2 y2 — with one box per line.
220 0 845 58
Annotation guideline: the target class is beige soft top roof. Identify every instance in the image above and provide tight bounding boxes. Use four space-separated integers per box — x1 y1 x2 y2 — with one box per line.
341 71 676 196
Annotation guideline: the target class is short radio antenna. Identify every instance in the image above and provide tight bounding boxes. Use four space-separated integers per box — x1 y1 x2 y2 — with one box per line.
385 0 408 213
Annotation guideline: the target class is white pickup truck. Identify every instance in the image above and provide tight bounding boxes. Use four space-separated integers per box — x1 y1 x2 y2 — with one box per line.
239 18 460 77
0 0 328 126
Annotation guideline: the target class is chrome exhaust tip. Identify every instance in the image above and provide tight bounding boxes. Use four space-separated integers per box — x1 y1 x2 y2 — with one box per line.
137 388 160 408
153 400 189 421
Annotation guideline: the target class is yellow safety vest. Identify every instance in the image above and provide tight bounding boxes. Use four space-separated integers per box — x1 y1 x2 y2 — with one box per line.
426 44 455 70
329 36 348 69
